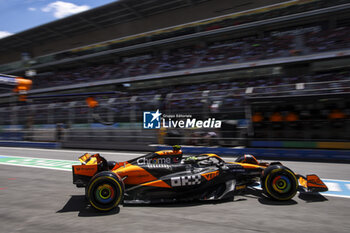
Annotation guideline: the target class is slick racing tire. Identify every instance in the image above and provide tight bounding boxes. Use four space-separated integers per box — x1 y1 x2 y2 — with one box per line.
261 165 298 201
87 171 124 212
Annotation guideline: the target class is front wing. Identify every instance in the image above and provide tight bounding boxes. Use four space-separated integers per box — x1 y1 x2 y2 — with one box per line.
297 174 328 193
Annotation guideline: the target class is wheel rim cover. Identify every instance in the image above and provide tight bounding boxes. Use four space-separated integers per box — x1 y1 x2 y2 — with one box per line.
95 184 115 203
272 175 291 193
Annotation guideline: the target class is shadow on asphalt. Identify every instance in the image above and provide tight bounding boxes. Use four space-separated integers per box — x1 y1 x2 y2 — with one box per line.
241 188 297 205
58 189 328 215
57 195 120 217
242 187 328 205
298 193 328 202
258 197 298 205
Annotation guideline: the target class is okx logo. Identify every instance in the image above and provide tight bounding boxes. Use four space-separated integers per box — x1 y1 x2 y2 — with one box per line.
143 109 162 129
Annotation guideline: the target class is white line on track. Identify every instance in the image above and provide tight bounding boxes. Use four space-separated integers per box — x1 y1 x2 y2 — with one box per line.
321 178 350 183
0 162 70 171
324 182 342 192
322 194 350 199
0 154 76 162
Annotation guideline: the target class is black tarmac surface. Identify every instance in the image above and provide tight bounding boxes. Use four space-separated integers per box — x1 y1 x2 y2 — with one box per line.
0 147 349 233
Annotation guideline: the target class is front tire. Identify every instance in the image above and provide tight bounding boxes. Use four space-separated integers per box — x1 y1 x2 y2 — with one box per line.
87 171 124 211
261 165 298 201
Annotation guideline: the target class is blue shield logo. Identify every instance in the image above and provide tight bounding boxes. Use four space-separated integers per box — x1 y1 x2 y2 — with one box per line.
143 110 161 129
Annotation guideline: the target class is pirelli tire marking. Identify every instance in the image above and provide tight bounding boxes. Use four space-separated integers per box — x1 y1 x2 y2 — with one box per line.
171 174 201 187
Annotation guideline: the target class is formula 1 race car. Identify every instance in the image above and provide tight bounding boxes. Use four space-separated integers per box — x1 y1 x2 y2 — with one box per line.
72 146 328 211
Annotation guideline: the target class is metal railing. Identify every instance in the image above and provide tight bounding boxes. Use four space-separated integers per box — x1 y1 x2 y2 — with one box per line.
0 79 349 147
1 79 349 125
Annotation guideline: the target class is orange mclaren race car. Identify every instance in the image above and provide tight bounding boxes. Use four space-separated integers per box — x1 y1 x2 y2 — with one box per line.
72 146 328 212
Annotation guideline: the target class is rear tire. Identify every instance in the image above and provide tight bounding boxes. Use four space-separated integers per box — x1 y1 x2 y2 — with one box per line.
87 171 124 211
261 165 298 201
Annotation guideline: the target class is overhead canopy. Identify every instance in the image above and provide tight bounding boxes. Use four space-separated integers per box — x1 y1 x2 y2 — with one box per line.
0 0 210 51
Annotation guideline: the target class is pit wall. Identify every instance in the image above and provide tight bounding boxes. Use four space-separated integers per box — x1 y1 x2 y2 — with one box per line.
154 145 350 162
1 124 350 162
251 141 350 150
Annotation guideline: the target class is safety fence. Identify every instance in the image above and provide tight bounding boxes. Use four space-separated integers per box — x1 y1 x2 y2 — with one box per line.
0 80 349 149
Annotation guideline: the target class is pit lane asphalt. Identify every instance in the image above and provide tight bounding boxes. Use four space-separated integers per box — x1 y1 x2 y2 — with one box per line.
0 147 349 233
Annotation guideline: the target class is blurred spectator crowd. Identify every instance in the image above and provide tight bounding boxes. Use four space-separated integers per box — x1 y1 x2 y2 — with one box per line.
27 24 350 90
27 69 350 122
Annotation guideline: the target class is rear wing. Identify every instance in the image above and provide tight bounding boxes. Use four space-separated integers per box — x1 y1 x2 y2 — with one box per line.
72 153 107 187
72 153 126 187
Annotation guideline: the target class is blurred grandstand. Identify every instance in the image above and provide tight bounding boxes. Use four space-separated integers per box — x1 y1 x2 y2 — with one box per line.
0 0 350 151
